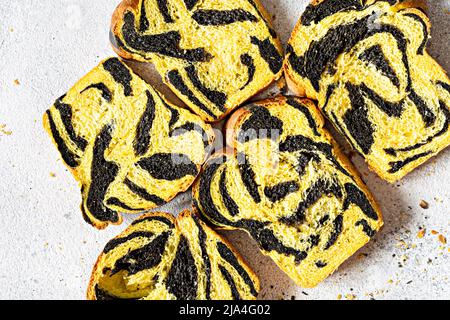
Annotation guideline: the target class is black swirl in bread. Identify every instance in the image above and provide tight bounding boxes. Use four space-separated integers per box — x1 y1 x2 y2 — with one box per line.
192 96 383 287
111 0 283 122
87 211 259 300
43 57 214 229
285 0 450 182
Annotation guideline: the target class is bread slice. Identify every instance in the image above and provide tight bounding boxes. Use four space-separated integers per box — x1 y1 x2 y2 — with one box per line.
110 0 283 122
43 57 214 229
284 0 450 182
192 96 383 288
87 210 259 300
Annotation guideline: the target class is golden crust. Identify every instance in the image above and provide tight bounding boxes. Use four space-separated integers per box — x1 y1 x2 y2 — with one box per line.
111 0 142 62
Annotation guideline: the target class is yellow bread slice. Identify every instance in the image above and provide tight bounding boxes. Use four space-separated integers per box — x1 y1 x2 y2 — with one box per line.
284 0 450 182
192 96 383 288
43 57 214 229
110 0 283 122
87 210 259 300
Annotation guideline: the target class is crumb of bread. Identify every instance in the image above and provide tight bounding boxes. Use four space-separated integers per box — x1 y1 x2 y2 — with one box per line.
419 200 429 209
417 229 426 238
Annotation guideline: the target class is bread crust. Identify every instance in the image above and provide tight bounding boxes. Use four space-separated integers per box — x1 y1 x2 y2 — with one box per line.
110 0 142 61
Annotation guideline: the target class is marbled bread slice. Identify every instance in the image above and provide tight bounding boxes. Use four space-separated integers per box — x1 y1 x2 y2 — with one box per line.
43 57 214 229
193 96 383 288
110 0 283 122
285 0 450 182
87 211 259 300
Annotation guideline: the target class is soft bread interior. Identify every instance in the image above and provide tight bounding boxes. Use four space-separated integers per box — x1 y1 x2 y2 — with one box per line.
111 0 283 122
43 57 214 229
193 96 383 288
284 0 450 182
87 211 259 300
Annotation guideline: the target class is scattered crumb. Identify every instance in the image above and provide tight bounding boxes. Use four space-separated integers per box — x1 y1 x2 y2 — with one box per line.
345 294 356 300
431 230 439 235
417 229 426 239
438 235 447 245
419 200 429 209
337 294 342 300
9 27 14 32
0 124 12 136
387 279 393 284
13 79 20 86
50 172 56 178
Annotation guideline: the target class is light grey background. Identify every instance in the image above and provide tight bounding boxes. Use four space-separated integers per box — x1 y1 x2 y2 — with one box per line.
0 0 449 300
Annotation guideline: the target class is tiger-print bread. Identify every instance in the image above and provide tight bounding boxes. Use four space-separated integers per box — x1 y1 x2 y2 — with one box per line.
284 0 450 183
192 96 383 288
43 57 214 229
87 210 259 300
110 0 283 122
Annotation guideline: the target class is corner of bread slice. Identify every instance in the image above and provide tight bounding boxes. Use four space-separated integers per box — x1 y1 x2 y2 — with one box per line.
87 211 177 300
110 0 146 62
283 44 319 101
391 0 428 12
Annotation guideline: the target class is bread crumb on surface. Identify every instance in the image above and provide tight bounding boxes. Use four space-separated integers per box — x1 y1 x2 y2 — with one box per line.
13 79 20 86
345 294 356 300
419 200 429 209
0 124 12 136
337 294 342 300
438 235 447 245
417 229 426 238
431 230 439 235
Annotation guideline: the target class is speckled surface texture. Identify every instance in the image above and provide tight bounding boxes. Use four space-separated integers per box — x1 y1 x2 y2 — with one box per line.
0 0 449 300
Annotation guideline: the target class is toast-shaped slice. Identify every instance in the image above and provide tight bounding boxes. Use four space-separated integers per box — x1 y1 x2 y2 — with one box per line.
87 211 259 300
111 0 283 122
192 96 383 288
284 0 450 182
43 57 214 229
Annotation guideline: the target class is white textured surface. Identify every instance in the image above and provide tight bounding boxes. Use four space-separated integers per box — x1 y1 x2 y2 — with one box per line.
0 0 449 300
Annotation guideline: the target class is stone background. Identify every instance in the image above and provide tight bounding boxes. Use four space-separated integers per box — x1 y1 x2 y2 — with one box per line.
0 0 449 299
